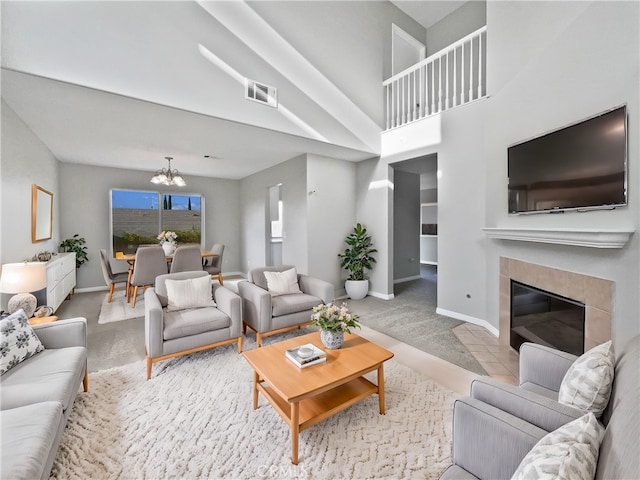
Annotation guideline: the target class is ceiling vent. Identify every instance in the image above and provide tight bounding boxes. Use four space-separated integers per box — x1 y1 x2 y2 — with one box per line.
245 79 277 108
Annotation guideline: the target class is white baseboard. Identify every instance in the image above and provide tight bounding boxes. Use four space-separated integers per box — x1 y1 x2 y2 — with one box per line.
368 291 395 300
420 261 438 266
393 275 421 284
436 307 499 337
75 286 108 294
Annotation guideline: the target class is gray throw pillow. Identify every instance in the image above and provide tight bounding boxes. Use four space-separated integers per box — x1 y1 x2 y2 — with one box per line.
558 340 614 416
511 413 604 480
0 309 45 375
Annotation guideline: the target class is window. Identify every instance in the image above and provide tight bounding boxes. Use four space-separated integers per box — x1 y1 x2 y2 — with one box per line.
110 189 204 255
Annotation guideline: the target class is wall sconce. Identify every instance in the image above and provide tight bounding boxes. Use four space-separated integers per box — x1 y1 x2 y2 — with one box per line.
0 262 47 318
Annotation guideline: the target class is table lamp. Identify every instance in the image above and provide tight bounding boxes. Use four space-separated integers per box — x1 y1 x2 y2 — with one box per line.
0 262 47 318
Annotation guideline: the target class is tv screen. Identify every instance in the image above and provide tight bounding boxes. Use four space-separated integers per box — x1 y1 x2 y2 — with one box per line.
508 105 627 214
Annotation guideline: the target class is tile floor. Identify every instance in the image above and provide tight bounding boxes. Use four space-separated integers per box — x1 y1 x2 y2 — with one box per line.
452 322 520 385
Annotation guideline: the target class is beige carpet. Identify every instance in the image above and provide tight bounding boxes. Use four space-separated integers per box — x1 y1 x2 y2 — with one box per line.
97 290 145 324
51 336 457 479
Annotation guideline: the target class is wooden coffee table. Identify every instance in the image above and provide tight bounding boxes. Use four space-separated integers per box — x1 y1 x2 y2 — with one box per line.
242 331 394 464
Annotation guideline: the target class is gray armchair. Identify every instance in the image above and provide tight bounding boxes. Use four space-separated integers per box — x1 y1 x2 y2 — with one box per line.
238 265 334 347
144 271 242 379
441 336 640 480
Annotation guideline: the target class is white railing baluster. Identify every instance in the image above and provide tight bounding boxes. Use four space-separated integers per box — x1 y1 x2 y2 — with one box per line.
383 26 486 130
469 38 474 101
478 32 483 99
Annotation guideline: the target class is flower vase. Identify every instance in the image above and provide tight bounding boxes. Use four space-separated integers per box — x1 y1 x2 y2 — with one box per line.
320 330 344 349
162 242 176 256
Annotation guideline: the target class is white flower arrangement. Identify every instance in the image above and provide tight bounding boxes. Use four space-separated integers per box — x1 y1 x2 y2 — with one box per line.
311 302 360 333
157 230 177 245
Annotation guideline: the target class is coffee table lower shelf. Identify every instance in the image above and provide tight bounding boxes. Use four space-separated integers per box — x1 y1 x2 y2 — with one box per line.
256 375 381 464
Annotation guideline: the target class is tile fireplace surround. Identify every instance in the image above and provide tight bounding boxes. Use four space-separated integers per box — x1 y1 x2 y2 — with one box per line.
499 257 612 352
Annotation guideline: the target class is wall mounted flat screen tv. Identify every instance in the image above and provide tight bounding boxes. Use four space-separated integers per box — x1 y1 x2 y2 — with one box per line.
508 105 627 214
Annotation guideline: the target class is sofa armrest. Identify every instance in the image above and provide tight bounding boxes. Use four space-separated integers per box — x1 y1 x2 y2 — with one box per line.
470 377 584 432
519 342 577 392
144 288 164 358
33 317 87 349
451 396 547 480
213 285 242 337
237 281 272 332
299 275 334 304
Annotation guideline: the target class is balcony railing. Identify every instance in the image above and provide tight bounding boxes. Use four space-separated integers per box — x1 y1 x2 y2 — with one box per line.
383 26 487 131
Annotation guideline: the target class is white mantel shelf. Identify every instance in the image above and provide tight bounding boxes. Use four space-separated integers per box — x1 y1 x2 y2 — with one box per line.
482 227 634 248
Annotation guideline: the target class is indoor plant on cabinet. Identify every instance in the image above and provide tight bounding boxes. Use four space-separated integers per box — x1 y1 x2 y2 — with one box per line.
338 223 377 300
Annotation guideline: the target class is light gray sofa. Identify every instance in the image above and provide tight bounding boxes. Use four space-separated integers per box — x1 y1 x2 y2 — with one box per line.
238 265 334 347
1 318 88 480
441 334 639 480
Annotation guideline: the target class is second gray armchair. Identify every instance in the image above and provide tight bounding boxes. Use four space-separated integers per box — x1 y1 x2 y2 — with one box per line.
238 265 334 347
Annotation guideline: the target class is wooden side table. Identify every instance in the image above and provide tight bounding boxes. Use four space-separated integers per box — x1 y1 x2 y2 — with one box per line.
29 315 58 326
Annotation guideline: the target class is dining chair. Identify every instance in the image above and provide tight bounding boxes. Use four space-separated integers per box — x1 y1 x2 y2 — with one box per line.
203 244 225 285
129 246 167 308
99 249 129 303
170 245 203 273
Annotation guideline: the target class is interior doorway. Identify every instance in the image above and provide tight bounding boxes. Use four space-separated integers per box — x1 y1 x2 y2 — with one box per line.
266 183 283 266
390 154 439 300
392 24 426 75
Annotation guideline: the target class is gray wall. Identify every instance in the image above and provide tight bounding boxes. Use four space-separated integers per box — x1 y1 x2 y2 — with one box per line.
426 1 486 56
1 101 60 265
393 169 420 280
307 155 356 293
240 155 308 275
59 163 241 289
376 1 639 344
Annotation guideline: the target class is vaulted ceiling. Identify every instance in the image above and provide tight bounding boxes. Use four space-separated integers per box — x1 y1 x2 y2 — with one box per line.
1 1 460 179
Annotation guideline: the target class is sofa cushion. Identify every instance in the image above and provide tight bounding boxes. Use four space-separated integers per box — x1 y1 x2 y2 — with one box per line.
558 341 614 416
0 347 86 411
163 307 230 341
0 309 45 375
165 275 216 311
1 402 64 480
263 267 302 296
511 413 603 480
272 293 321 317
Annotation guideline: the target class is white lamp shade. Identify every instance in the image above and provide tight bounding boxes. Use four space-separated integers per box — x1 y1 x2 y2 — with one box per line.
0 262 47 294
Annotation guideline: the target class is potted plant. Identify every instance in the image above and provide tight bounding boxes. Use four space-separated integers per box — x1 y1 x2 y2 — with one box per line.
311 302 360 349
157 230 178 255
338 223 377 300
59 234 89 268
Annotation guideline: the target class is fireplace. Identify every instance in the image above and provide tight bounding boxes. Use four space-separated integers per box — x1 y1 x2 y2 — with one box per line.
500 257 612 353
510 281 585 355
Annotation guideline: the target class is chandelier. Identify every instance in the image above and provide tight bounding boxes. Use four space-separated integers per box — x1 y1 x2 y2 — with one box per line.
150 157 186 187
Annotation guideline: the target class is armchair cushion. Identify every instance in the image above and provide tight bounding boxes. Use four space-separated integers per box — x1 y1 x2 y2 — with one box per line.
263 267 302 296
163 307 230 341
511 413 603 480
165 275 216 311
0 310 45 375
272 293 322 317
558 341 614 416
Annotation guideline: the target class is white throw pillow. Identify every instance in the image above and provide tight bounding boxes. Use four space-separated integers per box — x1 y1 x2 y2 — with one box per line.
558 340 615 416
263 268 302 296
165 276 216 312
511 413 604 480
0 309 45 375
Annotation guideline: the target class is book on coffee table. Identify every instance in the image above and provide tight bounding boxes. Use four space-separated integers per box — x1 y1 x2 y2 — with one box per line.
285 343 327 368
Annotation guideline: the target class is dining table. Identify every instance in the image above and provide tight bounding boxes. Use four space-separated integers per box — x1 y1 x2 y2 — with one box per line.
115 249 217 302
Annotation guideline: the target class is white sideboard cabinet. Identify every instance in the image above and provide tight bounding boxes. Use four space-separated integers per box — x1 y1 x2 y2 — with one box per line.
45 253 76 312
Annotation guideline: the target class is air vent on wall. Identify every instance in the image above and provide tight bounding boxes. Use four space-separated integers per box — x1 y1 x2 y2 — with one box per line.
245 79 277 108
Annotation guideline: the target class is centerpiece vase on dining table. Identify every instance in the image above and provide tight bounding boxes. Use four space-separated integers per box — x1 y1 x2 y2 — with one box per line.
162 242 176 256
320 330 344 349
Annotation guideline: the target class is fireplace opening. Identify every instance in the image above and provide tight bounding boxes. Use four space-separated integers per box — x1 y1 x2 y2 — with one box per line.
510 280 585 355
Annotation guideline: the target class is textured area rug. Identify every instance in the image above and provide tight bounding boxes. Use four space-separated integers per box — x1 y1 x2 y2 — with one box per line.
97 290 144 324
347 274 488 376
52 337 456 479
